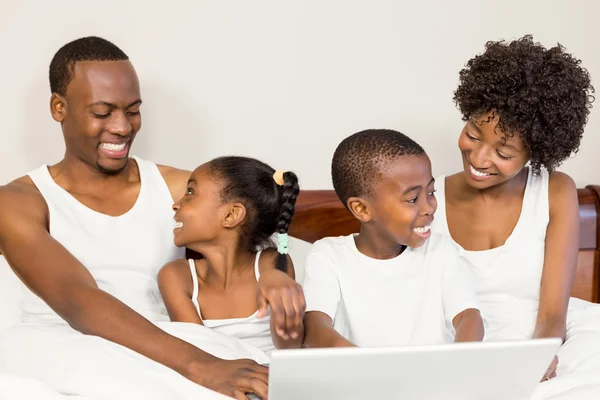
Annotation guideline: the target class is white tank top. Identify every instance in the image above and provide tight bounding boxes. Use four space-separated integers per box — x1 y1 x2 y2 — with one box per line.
22 156 185 323
188 250 275 355
431 168 550 340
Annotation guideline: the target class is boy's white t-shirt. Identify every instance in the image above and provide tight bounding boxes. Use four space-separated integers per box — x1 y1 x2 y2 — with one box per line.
302 232 480 347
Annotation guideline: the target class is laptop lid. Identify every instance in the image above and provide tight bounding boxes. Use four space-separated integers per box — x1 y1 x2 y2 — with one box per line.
268 338 561 400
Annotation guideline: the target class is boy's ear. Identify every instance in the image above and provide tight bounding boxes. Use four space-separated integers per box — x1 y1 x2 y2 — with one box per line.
222 203 247 228
347 197 372 223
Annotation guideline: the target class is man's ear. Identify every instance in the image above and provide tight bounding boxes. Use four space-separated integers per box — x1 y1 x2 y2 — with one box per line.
50 93 67 123
347 196 373 223
222 203 247 229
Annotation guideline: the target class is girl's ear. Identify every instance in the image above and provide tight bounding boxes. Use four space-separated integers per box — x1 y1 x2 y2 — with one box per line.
347 196 373 223
222 202 247 228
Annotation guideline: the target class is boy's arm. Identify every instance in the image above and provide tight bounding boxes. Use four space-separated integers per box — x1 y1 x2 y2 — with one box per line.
304 311 356 348
300 248 356 348
442 248 485 342
157 260 204 324
452 308 484 342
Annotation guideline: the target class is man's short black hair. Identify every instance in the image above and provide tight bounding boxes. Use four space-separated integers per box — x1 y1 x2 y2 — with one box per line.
331 129 425 207
49 36 129 96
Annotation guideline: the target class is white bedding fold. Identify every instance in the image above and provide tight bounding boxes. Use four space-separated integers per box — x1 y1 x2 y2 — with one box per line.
0 321 270 400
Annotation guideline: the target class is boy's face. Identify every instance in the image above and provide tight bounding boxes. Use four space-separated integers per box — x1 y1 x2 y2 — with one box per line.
357 154 437 249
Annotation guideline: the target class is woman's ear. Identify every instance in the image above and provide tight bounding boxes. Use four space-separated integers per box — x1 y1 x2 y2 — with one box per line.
222 202 247 228
347 197 372 223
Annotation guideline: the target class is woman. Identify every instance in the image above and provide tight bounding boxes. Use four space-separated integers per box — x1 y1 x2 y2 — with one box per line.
431 35 600 399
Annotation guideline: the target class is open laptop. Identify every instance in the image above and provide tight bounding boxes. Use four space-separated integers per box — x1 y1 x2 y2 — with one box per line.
268 338 561 400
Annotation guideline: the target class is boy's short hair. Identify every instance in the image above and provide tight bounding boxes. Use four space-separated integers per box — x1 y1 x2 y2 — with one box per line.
331 129 425 207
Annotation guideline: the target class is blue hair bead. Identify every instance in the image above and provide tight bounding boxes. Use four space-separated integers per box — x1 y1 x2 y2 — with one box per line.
277 233 289 255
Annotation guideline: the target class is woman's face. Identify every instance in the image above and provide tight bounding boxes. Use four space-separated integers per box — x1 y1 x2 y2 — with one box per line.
458 112 530 190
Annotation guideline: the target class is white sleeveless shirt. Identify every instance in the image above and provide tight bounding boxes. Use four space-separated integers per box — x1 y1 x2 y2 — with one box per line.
431 168 550 340
22 156 185 323
187 250 275 355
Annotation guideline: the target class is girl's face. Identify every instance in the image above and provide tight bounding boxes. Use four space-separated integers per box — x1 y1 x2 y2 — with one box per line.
172 163 228 248
458 112 530 190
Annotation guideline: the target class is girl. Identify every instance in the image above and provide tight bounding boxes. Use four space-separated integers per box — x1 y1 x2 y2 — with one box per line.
431 35 600 398
158 156 305 357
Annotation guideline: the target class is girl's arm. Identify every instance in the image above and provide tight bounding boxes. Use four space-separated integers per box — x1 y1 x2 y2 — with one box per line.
534 171 579 342
158 259 204 324
257 250 305 349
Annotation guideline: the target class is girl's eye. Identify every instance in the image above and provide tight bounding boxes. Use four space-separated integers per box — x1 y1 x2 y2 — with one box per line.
407 197 418 204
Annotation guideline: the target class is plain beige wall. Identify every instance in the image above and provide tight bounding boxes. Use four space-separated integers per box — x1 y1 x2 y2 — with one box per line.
1 0 598 189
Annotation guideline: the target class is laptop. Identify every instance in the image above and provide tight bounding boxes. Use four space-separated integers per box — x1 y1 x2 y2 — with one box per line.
268 338 561 400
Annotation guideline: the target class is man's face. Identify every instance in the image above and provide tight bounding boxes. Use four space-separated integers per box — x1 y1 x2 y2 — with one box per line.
52 60 142 174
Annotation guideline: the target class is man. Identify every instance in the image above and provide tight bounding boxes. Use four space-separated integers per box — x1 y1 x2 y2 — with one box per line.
0 36 303 400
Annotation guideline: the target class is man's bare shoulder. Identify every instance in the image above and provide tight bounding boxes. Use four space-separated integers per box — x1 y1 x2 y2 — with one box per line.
0 176 46 207
0 177 49 253
156 165 192 202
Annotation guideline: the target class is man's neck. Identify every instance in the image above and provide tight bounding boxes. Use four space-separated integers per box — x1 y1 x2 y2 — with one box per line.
50 155 137 192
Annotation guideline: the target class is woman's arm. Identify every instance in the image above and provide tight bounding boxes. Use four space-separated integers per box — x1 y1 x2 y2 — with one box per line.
157 259 204 324
534 172 579 342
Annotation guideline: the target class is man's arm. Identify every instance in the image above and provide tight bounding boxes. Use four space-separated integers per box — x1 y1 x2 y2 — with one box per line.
0 182 268 399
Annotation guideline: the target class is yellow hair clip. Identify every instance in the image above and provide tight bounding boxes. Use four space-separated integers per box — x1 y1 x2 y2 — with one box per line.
273 170 285 186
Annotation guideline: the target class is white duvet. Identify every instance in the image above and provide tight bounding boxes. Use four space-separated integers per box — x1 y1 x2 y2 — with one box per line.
0 321 270 400
526 298 600 400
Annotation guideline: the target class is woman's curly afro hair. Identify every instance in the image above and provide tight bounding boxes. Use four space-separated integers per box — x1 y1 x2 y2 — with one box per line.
453 35 595 173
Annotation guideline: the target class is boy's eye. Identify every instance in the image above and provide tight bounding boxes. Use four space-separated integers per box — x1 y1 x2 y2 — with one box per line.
428 189 437 196
407 197 418 204
186 188 194 195
92 113 110 119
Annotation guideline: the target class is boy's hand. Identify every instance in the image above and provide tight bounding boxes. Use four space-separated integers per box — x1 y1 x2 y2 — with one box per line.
542 356 558 381
257 269 306 340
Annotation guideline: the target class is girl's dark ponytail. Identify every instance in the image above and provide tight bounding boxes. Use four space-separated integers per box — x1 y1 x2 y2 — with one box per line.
273 171 300 272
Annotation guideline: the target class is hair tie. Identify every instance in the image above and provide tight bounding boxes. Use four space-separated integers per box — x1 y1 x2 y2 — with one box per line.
277 233 289 255
273 170 285 186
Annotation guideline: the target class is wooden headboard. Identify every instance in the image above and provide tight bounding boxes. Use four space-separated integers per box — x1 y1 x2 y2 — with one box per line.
289 186 600 304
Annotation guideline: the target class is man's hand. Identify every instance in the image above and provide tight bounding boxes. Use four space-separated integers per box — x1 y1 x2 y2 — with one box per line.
188 358 269 400
256 269 305 341
542 356 558 381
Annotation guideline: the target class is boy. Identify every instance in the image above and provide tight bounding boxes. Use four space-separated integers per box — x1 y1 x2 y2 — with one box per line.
302 129 484 348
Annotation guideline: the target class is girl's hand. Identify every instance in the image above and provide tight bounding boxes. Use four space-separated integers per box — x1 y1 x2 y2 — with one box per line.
256 269 306 340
